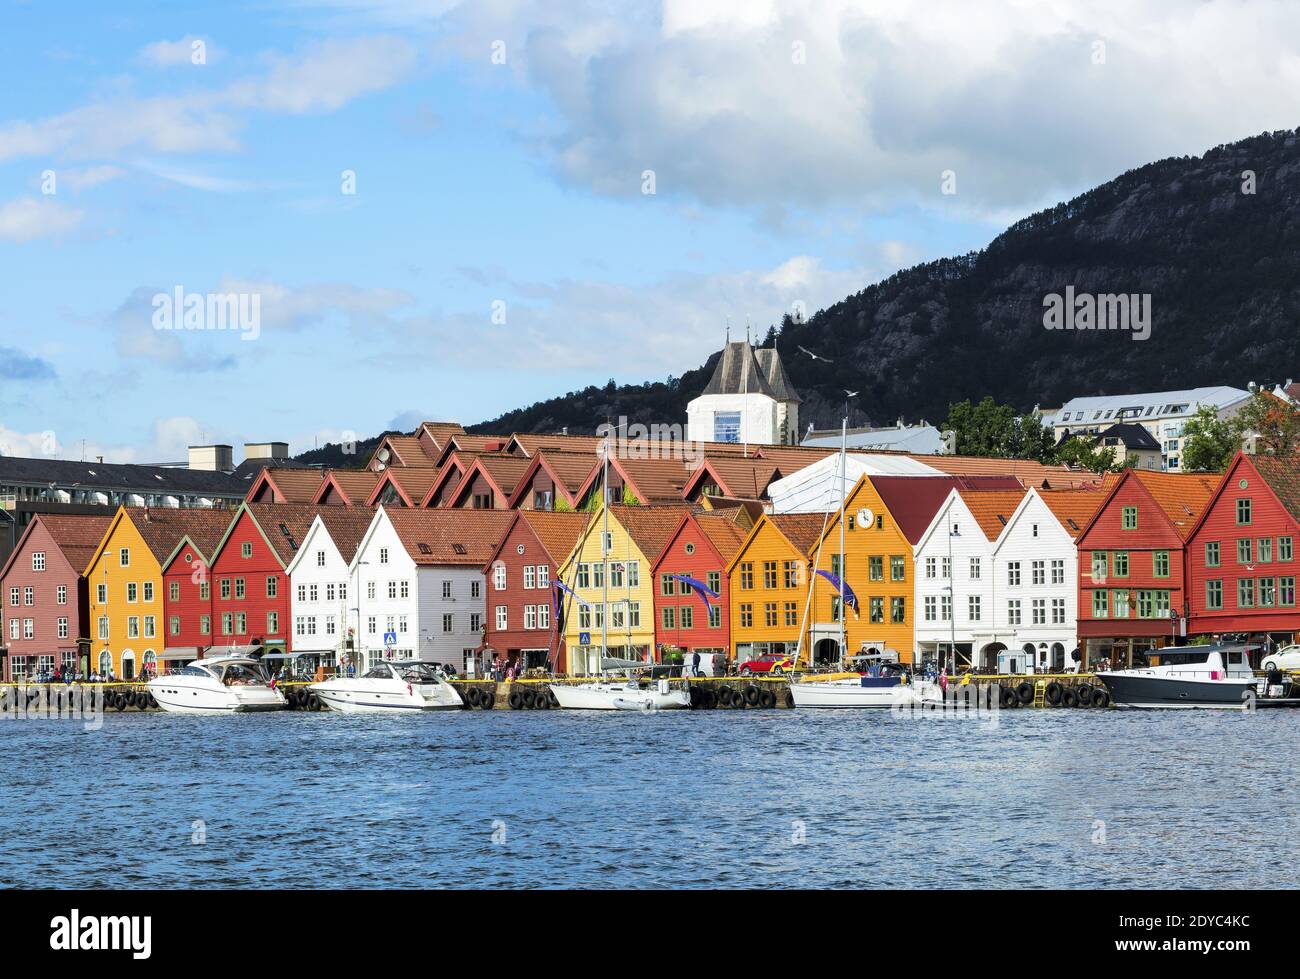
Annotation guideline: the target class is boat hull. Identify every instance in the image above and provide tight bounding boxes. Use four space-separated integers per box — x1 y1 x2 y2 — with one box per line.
309 679 463 713
551 683 690 711
1096 672 1255 709
790 678 939 709
147 678 286 714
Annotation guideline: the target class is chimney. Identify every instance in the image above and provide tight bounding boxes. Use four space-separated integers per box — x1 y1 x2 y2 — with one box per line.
189 444 234 472
243 441 289 464
562 427 568 436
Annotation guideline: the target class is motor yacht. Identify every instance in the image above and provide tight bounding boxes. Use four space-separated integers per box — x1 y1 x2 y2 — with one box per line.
1095 643 1259 709
148 655 286 713
309 660 463 713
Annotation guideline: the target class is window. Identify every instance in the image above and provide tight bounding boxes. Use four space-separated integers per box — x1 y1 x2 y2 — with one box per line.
941 556 951 579
57 616 69 639
714 411 741 443
267 612 279 634
536 604 549 630
1112 590 1129 618
781 562 797 588
763 603 777 627
96 583 106 604
763 561 778 588
1153 551 1170 578
1092 591 1108 618
119 547 130 567
1281 537 1294 562
739 603 753 628
925 557 937 579
442 580 452 600
782 602 796 627
31 552 45 572
242 542 253 559
234 578 245 599
143 616 156 638
1236 499 1252 525
266 576 277 598
367 581 376 600
316 550 325 567
1031 560 1045 585
940 595 951 621
969 557 981 579
1008 561 1021 586
1238 578 1256 608
1205 542 1221 568
890 596 905 624
200 582 209 600
1260 577 1277 608
127 616 140 639
708 571 721 594
1090 552 1107 581
1051 598 1066 624
379 547 390 564
662 606 677 629
968 596 981 621
1121 506 1138 530
1259 538 1274 563
868 597 884 624
1137 590 1170 618
523 566 536 590
219 612 233 635
739 563 753 590
494 565 507 590
1112 552 1128 577
524 605 537 630
924 596 936 622
8 587 17 606
388 581 398 600
56 584 67 605
169 581 180 602
1031 599 1045 625
200 615 210 635
220 578 231 600
98 616 108 640
235 612 246 634
23 586 32 606
126 582 137 603
710 604 724 629
891 557 905 582
1206 579 1223 609
661 574 676 597
1238 539 1253 564
1281 576 1296 606
1051 559 1065 585
868 557 883 582
443 613 454 633
680 605 694 629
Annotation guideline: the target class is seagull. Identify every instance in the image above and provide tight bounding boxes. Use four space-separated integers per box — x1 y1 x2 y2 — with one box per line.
845 390 859 398
798 345 832 363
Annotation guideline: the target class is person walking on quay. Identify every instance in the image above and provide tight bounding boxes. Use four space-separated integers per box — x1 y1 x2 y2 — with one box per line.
691 650 700 678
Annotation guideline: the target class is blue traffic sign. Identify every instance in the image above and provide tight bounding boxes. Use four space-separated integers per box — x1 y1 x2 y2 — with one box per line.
383 631 398 646
579 631 591 645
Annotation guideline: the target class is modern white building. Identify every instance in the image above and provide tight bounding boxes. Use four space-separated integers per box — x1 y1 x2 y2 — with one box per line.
284 508 375 671
803 421 947 455
349 507 513 674
767 452 945 513
1045 386 1250 471
686 340 801 447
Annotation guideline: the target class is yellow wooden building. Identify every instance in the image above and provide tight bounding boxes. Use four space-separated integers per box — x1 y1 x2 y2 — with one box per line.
726 512 827 662
83 507 197 679
556 503 687 674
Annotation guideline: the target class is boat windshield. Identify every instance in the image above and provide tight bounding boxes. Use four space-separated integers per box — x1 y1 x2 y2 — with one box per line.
362 665 395 679
214 661 270 685
395 663 441 682
1152 651 1211 667
180 665 212 678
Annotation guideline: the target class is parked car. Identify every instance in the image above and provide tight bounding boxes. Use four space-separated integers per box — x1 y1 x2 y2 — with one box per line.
738 654 794 676
1261 645 1300 672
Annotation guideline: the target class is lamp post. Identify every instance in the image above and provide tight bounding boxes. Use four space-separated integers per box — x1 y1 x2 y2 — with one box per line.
352 560 370 673
946 522 961 674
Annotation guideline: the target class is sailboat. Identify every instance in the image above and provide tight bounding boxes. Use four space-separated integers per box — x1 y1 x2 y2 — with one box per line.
550 433 690 711
789 417 941 709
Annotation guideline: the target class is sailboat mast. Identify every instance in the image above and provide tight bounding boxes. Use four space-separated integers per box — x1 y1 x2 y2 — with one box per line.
601 432 610 670
839 415 847 672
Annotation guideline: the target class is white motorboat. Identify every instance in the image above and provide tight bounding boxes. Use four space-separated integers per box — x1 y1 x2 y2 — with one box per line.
790 656 940 709
551 677 690 711
309 660 463 713
1096 643 1259 709
148 655 286 714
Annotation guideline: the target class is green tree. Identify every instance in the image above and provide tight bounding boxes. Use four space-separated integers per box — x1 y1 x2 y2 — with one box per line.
1180 404 1239 472
942 397 1055 461
1235 390 1300 458
1054 435 1127 474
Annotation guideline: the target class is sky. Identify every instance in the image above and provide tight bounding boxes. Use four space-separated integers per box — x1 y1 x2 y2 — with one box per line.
2 0 1299 464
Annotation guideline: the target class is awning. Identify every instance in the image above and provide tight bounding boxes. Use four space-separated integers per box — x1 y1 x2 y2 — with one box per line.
160 647 202 660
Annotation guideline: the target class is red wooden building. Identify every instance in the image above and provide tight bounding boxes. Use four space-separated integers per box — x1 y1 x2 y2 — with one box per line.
159 509 239 665
1075 469 1218 668
205 503 318 655
651 511 747 662
1185 453 1300 646
480 509 588 673
0 513 112 680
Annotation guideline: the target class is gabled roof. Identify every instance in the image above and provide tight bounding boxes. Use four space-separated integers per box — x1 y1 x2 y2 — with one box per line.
1078 469 1219 543
700 340 777 399
366 467 443 507
608 504 695 565
447 454 532 508
870 476 1026 545
384 508 514 566
956 488 1029 542
312 469 382 506
506 432 605 457
1095 423 1161 452
369 434 437 471
418 422 467 454
505 450 598 508
694 512 749 564
0 512 115 583
159 508 240 570
208 502 321 568
482 509 590 573
315 506 379 565
245 466 326 503
1251 455 1300 523
683 456 782 501
435 434 510 465
725 510 825 576
418 451 477 506
576 454 697 506
1037 487 1109 539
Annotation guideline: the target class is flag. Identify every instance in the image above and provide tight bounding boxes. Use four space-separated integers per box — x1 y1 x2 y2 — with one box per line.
555 580 591 608
671 573 718 615
815 569 859 619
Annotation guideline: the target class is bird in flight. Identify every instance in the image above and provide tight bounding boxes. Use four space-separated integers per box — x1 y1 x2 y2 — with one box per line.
798 345 831 362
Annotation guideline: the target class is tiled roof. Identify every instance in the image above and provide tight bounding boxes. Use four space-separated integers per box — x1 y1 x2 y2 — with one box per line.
473 455 533 499
691 456 782 499
315 469 381 505
1130 470 1219 539
1038 488 1108 539
609 504 696 564
385 508 514 566
610 455 696 504
695 512 749 563
163 508 238 564
957 488 1028 541
767 512 830 555
509 433 605 456
316 507 378 564
2 513 115 581
518 510 589 565
119 507 233 565
0 454 246 496
871 477 985 545
378 435 436 468
1096 423 1161 451
447 434 511 455
418 422 466 452
248 466 325 503
1250 456 1300 523
533 450 599 495
242 503 323 565
913 454 1097 487
369 467 443 506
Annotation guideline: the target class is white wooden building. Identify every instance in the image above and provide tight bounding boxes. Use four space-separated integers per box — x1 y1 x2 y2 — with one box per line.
283 508 375 671
349 507 513 674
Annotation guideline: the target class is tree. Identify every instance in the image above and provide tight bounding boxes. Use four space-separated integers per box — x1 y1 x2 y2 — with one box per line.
1180 405 1239 472
1054 434 1128 474
1234 390 1300 458
942 397 1055 461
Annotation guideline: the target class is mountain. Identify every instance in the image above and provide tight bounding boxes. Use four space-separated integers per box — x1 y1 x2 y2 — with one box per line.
467 128 1300 436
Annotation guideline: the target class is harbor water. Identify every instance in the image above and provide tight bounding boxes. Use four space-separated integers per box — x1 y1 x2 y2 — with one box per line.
2 709 1297 889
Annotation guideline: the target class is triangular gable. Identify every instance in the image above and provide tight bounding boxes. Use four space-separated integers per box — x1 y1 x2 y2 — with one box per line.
245 468 279 503
650 511 725 575
347 507 396 574
724 511 818 576
418 453 473 506
284 514 335 577
505 451 593 509
81 506 131 577
1182 452 1256 543
574 454 647 508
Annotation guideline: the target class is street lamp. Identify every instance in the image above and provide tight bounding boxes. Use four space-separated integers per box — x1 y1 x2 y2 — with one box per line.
351 560 370 673
946 523 961 674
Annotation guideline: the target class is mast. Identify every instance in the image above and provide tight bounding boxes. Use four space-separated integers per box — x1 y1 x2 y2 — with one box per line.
839 415 847 672
601 429 610 672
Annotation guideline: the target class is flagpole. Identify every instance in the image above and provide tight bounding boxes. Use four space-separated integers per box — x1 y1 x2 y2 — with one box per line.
839 414 847 671
601 428 610 674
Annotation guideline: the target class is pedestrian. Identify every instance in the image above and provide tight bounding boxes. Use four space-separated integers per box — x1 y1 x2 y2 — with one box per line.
691 650 700 677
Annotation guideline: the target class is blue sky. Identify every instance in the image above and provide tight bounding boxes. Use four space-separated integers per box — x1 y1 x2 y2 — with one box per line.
2 0 1296 463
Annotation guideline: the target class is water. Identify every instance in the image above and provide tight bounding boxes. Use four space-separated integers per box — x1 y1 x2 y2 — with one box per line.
2 708 1298 888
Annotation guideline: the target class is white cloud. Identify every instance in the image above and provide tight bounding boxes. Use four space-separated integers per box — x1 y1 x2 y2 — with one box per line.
0 36 418 163
57 165 125 193
0 197 83 242
139 36 221 68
